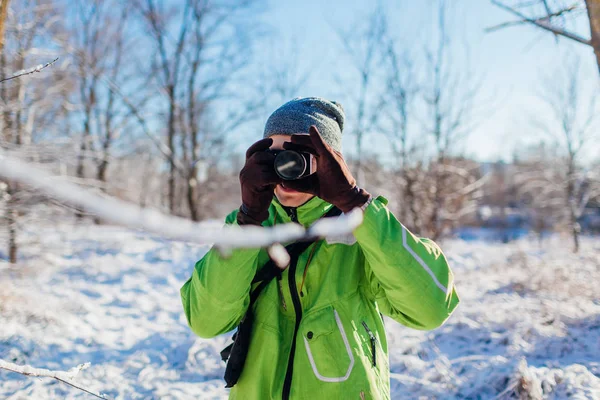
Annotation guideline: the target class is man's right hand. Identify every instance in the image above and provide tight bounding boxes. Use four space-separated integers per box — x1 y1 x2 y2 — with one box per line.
237 138 281 226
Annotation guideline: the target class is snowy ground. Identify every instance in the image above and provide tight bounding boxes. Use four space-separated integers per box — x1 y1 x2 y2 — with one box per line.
1 223 599 399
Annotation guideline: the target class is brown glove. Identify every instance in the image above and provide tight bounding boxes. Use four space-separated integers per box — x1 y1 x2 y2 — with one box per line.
237 138 281 226
281 126 371 213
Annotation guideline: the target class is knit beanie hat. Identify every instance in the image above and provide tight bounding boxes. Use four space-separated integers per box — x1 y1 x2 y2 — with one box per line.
263 97 345 153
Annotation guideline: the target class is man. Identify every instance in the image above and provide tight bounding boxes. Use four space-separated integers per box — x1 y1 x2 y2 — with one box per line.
181 97 459 399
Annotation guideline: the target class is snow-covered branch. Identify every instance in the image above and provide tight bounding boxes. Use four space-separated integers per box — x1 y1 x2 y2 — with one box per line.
0 57 58 82
0 359 88 381
0 360 109 399
0 153 363 249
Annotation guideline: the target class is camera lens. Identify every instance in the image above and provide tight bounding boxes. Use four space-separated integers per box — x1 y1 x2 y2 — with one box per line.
274 151 307 180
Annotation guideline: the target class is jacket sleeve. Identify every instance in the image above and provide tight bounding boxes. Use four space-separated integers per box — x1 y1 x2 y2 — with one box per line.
354 196 459 330
180 210 269 338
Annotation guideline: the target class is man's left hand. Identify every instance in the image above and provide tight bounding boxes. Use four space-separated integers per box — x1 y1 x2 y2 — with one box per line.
281 125 371 213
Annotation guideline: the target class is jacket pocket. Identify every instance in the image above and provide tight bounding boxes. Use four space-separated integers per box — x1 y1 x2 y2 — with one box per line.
301 306 355 382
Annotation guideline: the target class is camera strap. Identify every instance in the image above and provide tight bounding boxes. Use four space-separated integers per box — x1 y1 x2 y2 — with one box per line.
220 205 342 387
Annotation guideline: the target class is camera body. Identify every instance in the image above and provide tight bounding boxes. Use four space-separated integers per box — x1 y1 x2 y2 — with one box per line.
269 150 316 180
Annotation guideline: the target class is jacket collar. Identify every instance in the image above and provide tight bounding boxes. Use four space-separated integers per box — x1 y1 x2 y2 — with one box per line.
271 196 334 227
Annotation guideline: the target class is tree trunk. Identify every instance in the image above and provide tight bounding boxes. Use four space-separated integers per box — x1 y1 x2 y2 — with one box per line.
6 45 22 263
96 158 108 187
431 163 444 241
585 0 600 76
76 81 94 221
75 133 87 220
407 172 421 234
354 83 367 185
0 29 14 262
8 216 17 263
571 219 580 253
167 85 176 215
566 162 580 253
95 73 116 225
7 182 17 263
94 157 108 225
0 0 10 55
139 154 151 209
186 174 198 221
95 105 113 225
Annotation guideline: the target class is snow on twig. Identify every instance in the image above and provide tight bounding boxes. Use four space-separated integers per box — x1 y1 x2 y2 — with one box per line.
263 210 362 268
0 360 109 399
0 58 59 83
267 243 291 268
0 359 89 381
308 208 363 238
0 153 363 249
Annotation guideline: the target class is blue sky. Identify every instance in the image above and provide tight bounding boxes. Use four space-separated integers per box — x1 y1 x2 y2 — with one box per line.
247 0 598 163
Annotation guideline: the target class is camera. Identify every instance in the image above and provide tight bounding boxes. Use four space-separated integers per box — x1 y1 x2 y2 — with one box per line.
269 150 316 180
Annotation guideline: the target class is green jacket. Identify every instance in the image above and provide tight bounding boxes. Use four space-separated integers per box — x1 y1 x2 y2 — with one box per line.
181 196 459 399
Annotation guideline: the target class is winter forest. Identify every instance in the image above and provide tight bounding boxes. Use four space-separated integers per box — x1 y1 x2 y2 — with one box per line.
1 0 599 398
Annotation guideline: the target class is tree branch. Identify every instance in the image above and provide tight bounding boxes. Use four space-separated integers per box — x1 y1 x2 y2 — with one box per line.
490 0 591 46
0 152 364 251
0 58 58 83
486 4 580 32
0 359 109 399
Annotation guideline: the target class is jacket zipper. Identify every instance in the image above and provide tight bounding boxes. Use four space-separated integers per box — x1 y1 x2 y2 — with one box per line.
361 321 377 367
281 206 300 400
283 206 298 223
282 246 302 399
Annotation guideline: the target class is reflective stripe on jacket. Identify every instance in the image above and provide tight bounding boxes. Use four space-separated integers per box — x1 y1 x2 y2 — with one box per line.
180 196 459 399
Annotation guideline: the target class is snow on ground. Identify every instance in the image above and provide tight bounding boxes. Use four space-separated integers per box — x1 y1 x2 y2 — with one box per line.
1 223 599 399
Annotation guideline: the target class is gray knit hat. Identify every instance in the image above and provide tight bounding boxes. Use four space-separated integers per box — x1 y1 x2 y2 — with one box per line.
263 97 345 152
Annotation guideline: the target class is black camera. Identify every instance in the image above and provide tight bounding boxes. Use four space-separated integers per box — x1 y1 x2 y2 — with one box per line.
269 150 316 180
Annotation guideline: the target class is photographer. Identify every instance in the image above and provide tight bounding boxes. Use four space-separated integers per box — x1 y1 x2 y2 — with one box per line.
180 97 459 400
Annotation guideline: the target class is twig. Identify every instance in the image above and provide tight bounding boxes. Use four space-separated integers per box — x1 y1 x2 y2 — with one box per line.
0 58 59 83
490 1 591 46
486 19 534 32
54 378 109 400
494 379 519 399
0 359 109 399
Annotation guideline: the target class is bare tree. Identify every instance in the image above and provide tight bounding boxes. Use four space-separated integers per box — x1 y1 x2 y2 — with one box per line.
513 142 564 244
257 37 312 106
530 56 599 251
490 0 600 76
135 0 263 219
178 0 262 221
380 25 422 231
334 7 387 184
418 0 487 239
336 1 486 238
60 0 146 223
0 0 67 263
134 0 190 215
